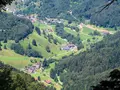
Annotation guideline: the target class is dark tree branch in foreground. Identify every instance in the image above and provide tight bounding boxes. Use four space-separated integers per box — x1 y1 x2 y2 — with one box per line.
0 0 15 10
92 69 120 90
96 0 118 13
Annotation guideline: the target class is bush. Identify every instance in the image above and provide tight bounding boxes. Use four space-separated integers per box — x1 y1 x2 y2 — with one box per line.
11 43 24 55
27 43 32 49
32 39 37 46
26 49 43 58
35 27 41 35
4 45 7 49
46 46 51 53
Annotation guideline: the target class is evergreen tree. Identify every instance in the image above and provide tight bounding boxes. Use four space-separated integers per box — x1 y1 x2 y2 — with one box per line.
42 58 49 67
54 76 58 82
4 45 7 49
48 38 52 43
46 46 51 53
28 43 32 49
0 42 2 47
3 38 7 43
0 46 2 51
11 43 24 55
32 39 37 46
38 76 41 81
50 69 56 79
53 39 57 45
35 27 41 35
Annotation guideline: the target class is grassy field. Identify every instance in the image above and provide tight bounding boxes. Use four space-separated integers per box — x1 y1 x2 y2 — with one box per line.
31 62 62 90
64 27 78 37
20 27 69 58
0 22 104 68
0 22 73 68
0 49 31 69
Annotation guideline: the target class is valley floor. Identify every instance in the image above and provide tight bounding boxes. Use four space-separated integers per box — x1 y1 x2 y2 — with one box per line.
0 17 117 90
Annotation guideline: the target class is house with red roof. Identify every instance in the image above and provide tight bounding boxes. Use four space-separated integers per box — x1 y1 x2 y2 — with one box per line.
45 80 51 84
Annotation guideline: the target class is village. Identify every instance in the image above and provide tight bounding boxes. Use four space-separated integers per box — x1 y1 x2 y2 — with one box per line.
24 60 52 84
25 62 42 74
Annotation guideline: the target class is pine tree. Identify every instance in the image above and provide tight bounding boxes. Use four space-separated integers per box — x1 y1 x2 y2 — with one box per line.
3 38 7 43
4 45 7 49
0 46 2 51
0 42 2 46
46 46 51 53
28 43 32 49
38 76 41 81
35 27 41 35
50 69 56 79
32 39 37 46
54 76 58 82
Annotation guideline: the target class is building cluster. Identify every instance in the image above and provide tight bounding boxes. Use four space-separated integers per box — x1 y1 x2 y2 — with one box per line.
79 23 84 29
16 14 38 23
45 29 54 33
61 43 78 51
100 30 110 35
26 14 38 23
25 62 41 74
46 18 64 24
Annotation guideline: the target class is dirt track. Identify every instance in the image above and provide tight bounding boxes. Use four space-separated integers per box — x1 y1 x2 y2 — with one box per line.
85 24 113 34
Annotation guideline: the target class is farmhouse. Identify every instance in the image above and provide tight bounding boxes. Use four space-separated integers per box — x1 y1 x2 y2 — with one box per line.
34 77 38 81
45 29 54 33
101 30 110 35
61 43 78 51
27 67 35 73
79 23 84 29
26 62 41 74
33 62 41 69
45 80 51 84
46 18 64 23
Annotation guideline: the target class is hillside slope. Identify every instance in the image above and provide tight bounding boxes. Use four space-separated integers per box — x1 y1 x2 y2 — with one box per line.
54 31 120 90
0 12 34 42
0 62 46 90
14 0 120 28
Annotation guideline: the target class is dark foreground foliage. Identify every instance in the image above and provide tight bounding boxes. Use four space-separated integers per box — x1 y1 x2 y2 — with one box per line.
92 69 120 90
0 62 46 90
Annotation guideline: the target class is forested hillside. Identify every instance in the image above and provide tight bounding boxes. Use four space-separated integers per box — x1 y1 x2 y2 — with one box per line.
16 0 120 28
0 12 34 42
53 31 120 90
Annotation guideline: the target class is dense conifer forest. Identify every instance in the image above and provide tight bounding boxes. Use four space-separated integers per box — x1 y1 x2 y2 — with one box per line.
0 12 34 42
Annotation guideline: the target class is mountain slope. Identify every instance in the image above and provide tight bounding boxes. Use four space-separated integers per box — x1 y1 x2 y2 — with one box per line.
54 31 120 90
14 0 120 28
0 12 34 42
